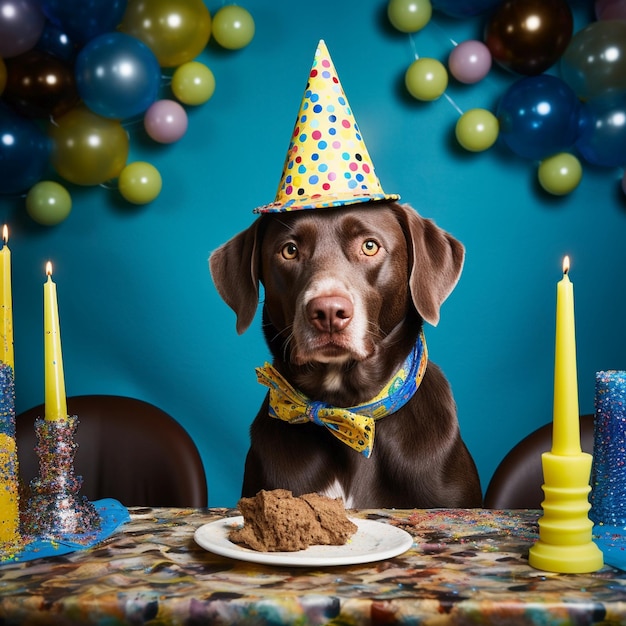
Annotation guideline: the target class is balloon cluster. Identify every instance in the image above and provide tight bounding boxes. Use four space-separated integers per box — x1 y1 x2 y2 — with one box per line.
0 0 255 225
388 0 626 197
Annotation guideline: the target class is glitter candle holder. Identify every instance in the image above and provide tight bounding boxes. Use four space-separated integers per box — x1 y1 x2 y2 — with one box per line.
590 370 626 526
22 415 101 539
0 362 20 549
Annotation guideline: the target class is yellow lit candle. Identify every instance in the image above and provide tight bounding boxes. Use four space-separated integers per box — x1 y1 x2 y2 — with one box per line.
0 225 19 547
528 255 603 573
44 262 68 421
1 226 13 371
551 255 581 456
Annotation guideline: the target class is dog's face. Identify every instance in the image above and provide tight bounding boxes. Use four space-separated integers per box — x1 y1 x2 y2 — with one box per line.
260 206 411 366
210 202 464 373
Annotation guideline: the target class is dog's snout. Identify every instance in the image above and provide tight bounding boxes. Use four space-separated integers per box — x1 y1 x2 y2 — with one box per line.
306 296 353 333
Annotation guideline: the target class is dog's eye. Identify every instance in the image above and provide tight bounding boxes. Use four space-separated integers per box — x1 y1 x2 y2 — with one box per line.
362 240 380 256
281 242 298 260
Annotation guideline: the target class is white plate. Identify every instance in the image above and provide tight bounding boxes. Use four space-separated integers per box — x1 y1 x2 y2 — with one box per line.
194 516 414 567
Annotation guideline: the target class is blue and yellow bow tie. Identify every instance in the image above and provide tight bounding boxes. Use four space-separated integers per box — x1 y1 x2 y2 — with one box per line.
255 332 428 458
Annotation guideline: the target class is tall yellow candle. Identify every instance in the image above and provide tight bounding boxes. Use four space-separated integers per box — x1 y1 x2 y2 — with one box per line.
1 226 14 371
44 262 68 421
0 224 19 547
528 255 603 573
551 255 581 456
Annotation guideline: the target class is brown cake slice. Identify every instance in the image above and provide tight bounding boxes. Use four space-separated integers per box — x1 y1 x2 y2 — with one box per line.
229 489 357 552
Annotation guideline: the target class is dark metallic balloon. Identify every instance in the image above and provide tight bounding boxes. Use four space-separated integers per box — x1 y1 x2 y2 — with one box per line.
3 49 79 118
484 0 573 75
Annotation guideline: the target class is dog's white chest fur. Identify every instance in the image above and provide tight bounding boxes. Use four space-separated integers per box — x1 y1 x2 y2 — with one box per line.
321 479 354 508
322 365 345 392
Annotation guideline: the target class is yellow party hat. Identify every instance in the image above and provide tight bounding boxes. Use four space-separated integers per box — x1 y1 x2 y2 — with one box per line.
255 40 399 213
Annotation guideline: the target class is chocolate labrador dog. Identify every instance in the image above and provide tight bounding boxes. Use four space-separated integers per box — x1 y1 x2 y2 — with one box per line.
210 202 482 508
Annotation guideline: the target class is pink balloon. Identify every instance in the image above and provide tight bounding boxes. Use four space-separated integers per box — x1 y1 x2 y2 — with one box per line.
595 0 626 20
448 40 492 84
0 0 45 58
144 99 188 144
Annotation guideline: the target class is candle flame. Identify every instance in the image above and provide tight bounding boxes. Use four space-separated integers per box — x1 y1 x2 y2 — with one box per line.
46 261 53 277
2 225 7 245
562 255 570 275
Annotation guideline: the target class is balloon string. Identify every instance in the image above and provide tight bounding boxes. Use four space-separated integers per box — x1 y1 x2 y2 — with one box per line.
409 34 419 61
121 115 146 130
443 92 464 116
427 18 458 49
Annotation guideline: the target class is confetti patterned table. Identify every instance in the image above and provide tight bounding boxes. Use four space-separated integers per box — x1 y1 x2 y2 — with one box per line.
1 507 626 625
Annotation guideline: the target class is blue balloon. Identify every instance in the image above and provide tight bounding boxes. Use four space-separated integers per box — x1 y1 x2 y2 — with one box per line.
0 105 51 195
75 32 161 120
432 0 501 17
497 75 582 161
576 92 626 168
41 0 127 45
36 21 78 62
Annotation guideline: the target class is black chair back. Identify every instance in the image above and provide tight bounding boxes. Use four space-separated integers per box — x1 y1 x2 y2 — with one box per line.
484 414 594 509
16 394 208 508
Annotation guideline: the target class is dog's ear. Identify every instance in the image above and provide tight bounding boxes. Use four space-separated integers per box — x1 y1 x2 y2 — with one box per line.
393 203 465 326
209 219 262 334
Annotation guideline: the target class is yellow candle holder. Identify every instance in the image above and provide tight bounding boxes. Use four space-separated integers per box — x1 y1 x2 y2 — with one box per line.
529 451 603 573
0 433 20 549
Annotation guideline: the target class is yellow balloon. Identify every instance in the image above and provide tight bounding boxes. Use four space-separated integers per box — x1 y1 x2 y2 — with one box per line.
538 153 583 196
455 109 499 152
0 57 6 96
120 0 212 68
26 181 72 226
171 61 215 106
118 162 162 204
405 58 448 101
49 107 129 186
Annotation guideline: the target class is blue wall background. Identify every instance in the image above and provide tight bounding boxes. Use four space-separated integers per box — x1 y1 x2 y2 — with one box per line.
2 1 625 506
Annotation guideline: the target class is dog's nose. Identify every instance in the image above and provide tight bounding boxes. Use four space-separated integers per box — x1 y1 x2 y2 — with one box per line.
306 296 353 333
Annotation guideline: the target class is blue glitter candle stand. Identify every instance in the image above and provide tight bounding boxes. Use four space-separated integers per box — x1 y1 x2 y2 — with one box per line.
591 371 626 526
22 415 101 539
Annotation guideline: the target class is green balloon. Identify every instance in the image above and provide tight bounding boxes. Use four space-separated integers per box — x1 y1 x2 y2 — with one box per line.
212 5 255 50
388 0 432 33
538 153 582 196
118 162 162 205
561 21 626 100
172 61 215 106
26 181 72 225
456 109 499 152
405 58 448 101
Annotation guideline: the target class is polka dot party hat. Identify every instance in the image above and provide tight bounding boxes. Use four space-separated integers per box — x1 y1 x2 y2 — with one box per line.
254 40 399 213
